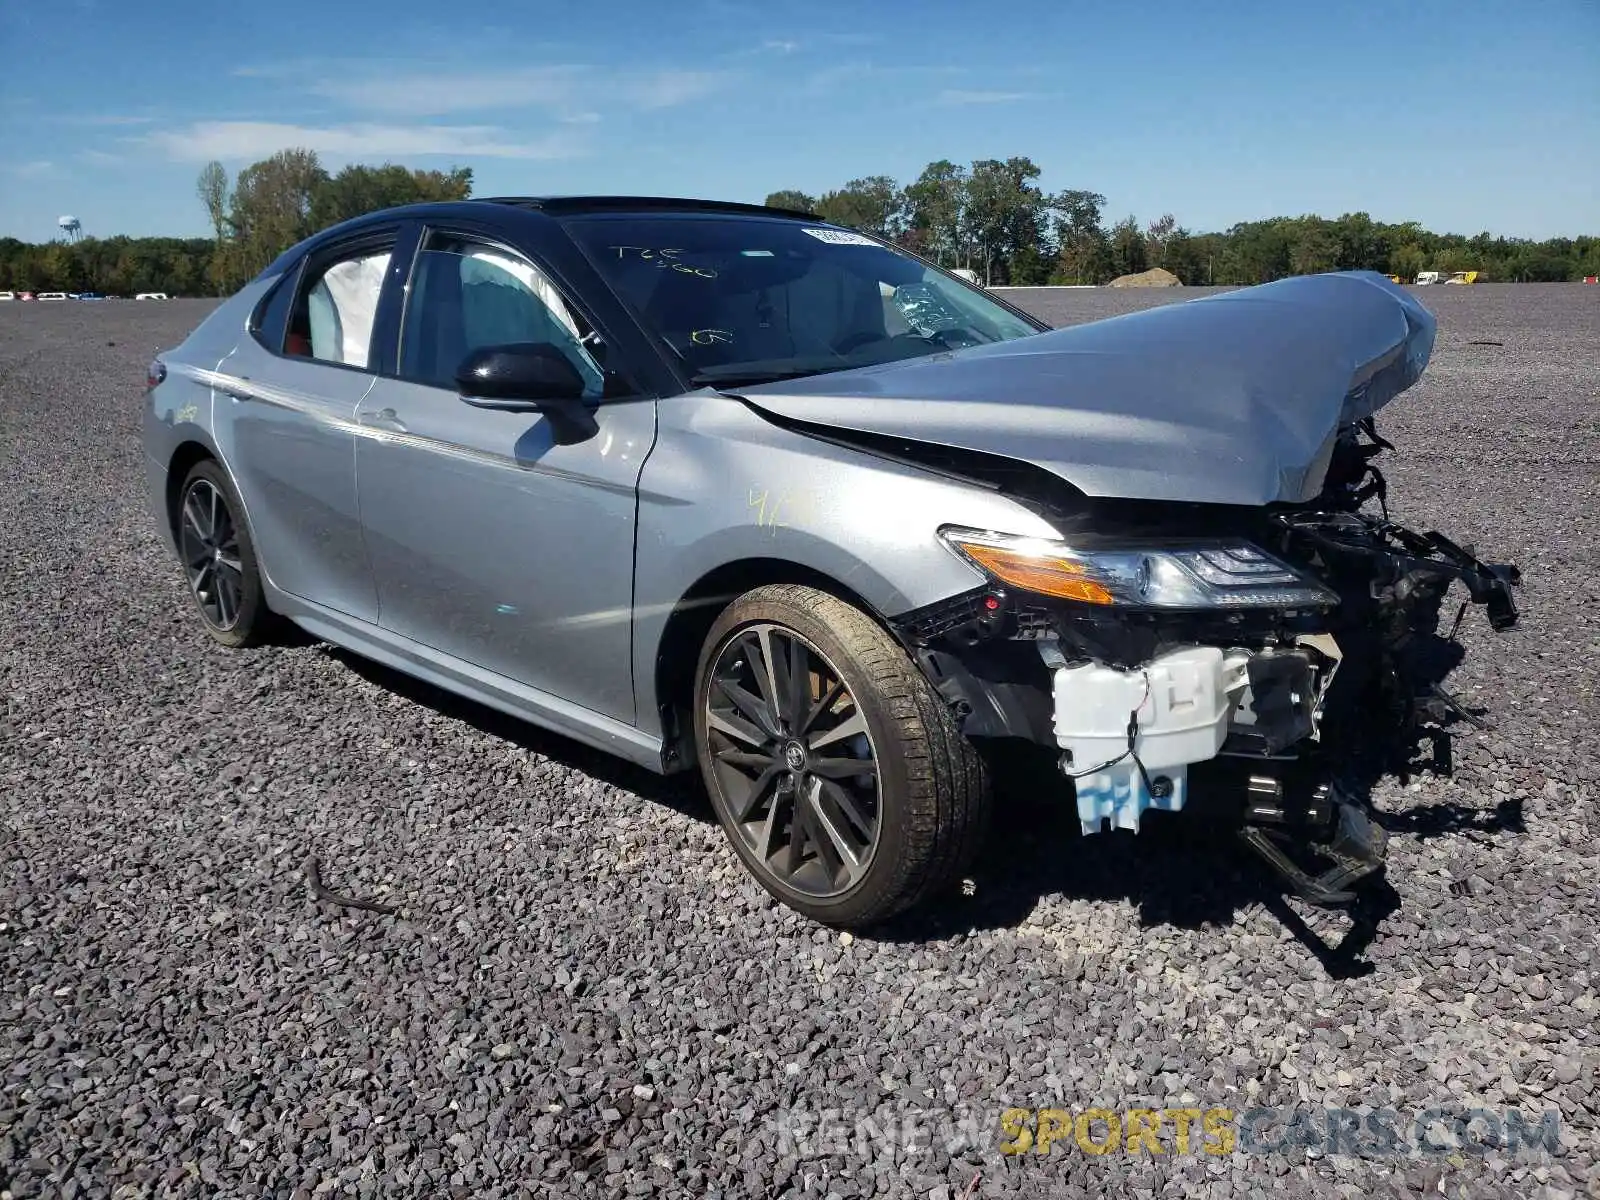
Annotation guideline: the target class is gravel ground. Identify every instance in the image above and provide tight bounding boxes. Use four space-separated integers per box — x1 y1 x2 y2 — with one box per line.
2 286 1597 1199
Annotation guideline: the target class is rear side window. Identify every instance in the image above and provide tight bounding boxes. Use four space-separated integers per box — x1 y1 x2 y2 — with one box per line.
397 230 604 396
280 237 396 369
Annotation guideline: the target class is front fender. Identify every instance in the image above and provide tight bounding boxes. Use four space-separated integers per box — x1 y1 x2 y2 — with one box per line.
630 392 1061 737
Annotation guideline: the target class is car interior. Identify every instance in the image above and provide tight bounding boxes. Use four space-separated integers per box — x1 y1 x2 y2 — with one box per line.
401 241 605 395
635 252 895 367
283 251 389 367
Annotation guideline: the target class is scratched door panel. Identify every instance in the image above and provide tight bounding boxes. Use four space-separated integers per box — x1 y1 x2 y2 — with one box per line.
353 382 655 723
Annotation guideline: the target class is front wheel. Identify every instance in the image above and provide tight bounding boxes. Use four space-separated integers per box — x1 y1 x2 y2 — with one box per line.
692 584 991 927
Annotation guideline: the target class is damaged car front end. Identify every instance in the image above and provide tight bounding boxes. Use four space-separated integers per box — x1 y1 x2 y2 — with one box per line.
736 270 1522 910
899 446 1521 907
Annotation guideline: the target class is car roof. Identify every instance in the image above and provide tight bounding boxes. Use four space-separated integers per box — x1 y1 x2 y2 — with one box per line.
257 195 826 281
477 195 821 220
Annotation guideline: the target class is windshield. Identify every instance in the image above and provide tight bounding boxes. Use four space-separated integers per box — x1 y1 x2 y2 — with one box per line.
563 213 1042 386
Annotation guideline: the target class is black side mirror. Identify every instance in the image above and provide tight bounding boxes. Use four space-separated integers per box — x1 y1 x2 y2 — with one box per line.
455 343 588 409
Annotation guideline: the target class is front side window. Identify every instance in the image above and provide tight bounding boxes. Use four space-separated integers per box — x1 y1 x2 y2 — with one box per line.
398 231 604 397
563 214 1042 386
285 244 393 368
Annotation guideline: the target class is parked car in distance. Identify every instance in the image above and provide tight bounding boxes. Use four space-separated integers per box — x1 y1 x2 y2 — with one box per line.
142 196 1523 928
135 292 170 300
0 291 15 301
72 291 107 300
950 268 982 286
37 291 68 301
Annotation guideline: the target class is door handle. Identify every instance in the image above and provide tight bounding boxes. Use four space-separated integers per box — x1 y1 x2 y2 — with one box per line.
359 407 409 434
217 375 252 401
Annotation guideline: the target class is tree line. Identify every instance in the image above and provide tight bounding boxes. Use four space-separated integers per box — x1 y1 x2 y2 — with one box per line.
2 148 1594 295
766 157 1599 285
0 149 471 296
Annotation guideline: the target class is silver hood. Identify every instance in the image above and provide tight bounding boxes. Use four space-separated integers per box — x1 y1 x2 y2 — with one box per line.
737 271 1436 507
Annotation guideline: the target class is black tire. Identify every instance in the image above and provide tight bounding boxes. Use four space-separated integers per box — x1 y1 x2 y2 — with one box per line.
692 583 991 928
175 459 274 648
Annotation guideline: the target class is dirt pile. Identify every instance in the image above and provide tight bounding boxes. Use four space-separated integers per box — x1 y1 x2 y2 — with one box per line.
1107 266 1183 288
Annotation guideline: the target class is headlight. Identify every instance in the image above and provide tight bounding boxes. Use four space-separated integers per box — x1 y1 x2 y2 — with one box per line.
938 526 1339 610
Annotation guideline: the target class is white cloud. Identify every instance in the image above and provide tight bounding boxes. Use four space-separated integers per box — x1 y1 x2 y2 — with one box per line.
312 65 587 116
799 61 967 96
732 32 877 57
937 89 1040 105
110 54 739 173
78 149 123 165
11 160 57 178
229 60 736 118
141 121 587 163
619 70 730 110
41 113 157 127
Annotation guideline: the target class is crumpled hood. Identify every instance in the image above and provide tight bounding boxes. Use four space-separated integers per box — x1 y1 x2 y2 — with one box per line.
737 271 1436 506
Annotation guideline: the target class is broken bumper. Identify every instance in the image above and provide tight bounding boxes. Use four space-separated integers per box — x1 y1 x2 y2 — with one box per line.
1039 636 1391 905
898 505 1522 908
1041 639 1342 836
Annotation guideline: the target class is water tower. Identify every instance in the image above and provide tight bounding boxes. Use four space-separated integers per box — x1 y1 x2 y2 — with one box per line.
58 215 82 242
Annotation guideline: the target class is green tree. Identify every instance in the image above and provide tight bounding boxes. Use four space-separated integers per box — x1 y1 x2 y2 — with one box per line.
902 160 969 267
308 163 473 231
1389 242 1427 282
1220 220 1292 283
1048 188 1109 283
197 161 230 243
224 147 330 285
1289 219 1339 275
1145 213 1176 266
763 190 817 212
0 237 24 288
1162 227 1204 284
1108 216 1147 277
964 157 1047 285
1331 212 1389 272
814 176 905 239
41 242 85 292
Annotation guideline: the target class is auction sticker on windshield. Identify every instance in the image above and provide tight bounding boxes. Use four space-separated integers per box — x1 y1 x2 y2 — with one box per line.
802 229 877 246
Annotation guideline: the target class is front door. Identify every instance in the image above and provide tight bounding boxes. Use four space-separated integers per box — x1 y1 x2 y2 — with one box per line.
354 226 656 725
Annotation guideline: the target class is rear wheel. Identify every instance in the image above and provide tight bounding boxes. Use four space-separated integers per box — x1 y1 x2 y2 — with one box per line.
692 584 990 927
176 460 273 648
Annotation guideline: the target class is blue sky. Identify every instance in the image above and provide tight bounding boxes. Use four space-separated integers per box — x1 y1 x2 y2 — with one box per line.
1 0 1595 242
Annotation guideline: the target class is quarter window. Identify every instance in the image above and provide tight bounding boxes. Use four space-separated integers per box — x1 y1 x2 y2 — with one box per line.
250 262 301 353
398 231 605 397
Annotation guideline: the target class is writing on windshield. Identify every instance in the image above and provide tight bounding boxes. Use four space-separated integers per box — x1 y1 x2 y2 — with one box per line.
570 215 1041 384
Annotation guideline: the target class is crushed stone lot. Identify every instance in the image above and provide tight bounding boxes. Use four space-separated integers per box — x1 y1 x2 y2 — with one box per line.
2 286 1597 1198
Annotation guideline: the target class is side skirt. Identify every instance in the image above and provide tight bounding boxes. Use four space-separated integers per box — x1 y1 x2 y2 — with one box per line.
269 591 669 774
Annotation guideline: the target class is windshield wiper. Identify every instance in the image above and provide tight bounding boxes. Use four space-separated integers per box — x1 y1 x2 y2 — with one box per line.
689 363 850 388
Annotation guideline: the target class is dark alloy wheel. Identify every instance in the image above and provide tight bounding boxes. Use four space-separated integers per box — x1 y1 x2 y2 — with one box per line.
693 584 992 928
180 477 245 631
174 460 274 648
703 621 882 899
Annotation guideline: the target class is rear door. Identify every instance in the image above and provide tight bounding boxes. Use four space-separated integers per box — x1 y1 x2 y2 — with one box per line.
353 221 657 724
221 225 411 621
